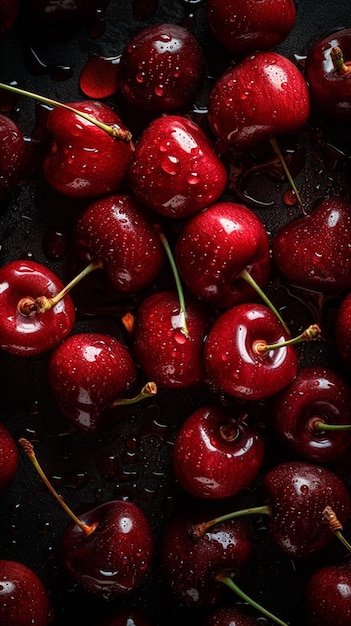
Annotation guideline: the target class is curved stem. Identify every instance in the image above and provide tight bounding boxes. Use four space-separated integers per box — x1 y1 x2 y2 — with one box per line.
156 227 189 337
18 438 96 536
323 505 351 554
189 505 271 540
270 137 303 208
111 381 157 407
0 82 132 142
254 324 321 354
239 268 290 334
216 574 289 626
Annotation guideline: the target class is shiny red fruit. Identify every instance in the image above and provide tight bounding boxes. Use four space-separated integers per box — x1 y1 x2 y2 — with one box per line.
305 562 351 625
119 23 205 111
0 260 75 356
0 560 53 626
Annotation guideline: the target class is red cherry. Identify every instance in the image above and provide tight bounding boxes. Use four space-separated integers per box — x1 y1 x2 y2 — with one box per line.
0 421 18 492
206 0 296 57
0 113 25 199
0 259 75 356
263 461 351 558
272 197 351 294
43 100 132 198
305 28 351 121
75 194 164 294
132 290 209 389
270 366 351 464
305 561 351 625
61 499 153 599
161 510 253 607
208 51 310 153
128 115 227 219
79 55 120 99
335 291 351 369
203 302 299 400
48 332 137 431
202 605 261 626
119 23 205 111
172 405 264 499
0 560 53 626
97 607 154 626
175 201 271 309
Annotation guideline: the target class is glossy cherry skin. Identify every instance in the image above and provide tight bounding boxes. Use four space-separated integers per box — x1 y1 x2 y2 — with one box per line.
0 113 25 199
119 23 205 111
97 607 154 626
305 28 351 121
132 290 209 389
270 366 351 464
43 101 132 198
61 500 153 600
263 461 351 559
208 51 310 153
204 303 298 400
175 201 271 309
128 115 228 219
305 562 351 625
335 291 351 370
202 605 260 626
206 0 296 57
161 511 253 607
0 560 53 626
0 260 75 356
172 405 264 499
48 332 137 431
75 194 164 294
0 422 18 492
272 197 351 294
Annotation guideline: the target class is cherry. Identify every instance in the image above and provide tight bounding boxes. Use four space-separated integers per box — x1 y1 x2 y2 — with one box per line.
202 605 261 626
270 366 351 464
190 461 351 559
208 51 310 154
131 290 209 389
0 421 18 492
119 23 205 111
75 194 164 294
48 332 156 432
0 559 53 626
0 113 25 199
206 0 297 57
127 115 228 219
0 259 75 356
305 561 351 625
19 439 154 600
203 302 318 401
97 607 154 626
172 405 264 499
305 28 351 121
272 196 351 294
174 201 271 310
335 291 351 370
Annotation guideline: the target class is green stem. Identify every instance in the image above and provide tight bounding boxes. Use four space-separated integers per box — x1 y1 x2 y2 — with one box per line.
254 324 321 354
239 268 290 334
189 505 271 540
156 228 189 337
270 137 303 208
314 421 351 432
216 574 289 626
0 81 132 142
111 382 157 407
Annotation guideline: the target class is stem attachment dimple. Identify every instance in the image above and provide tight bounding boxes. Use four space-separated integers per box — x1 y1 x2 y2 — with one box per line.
254 323 321 355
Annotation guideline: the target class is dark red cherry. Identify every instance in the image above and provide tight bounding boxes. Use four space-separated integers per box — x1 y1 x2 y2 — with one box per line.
305 561 351 625
202 605 260 626
172 405 264 499
0 259 75 356
0 560 53 626
119 23 205 111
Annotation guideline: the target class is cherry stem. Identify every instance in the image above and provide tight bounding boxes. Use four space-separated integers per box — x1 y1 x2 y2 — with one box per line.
330 46 351 75
269 137 303 208
18 260 103 316
0 82 133 142
323 506 351 554
189 504 271 540
311 417 351 432
216 573 289 626
111 381 157 407
18 438 96 536
239 268 290 334
253 323 321 355
155 226 189 337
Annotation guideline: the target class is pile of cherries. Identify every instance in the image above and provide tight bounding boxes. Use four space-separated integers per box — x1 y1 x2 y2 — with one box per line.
1 1 351 625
